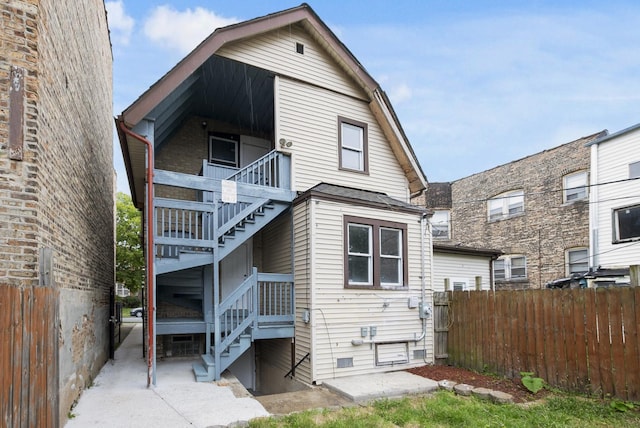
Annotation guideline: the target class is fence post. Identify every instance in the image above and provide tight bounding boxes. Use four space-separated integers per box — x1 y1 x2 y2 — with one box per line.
631 265 639 286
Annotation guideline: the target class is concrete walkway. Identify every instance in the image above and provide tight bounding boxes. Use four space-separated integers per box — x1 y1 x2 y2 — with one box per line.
65 324 269 427
66 323 439 427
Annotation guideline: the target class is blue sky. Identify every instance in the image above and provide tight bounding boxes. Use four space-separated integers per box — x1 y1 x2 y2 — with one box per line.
107 1 640 194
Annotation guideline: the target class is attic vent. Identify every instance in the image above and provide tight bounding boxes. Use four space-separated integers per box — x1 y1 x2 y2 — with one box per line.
296 42 304 54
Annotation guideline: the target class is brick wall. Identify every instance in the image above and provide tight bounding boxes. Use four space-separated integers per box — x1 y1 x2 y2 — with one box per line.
0 1 113 425
449 133 603 289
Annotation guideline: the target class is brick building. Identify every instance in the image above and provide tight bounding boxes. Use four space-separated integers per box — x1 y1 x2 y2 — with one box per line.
419 131 605 289
0 1 113 425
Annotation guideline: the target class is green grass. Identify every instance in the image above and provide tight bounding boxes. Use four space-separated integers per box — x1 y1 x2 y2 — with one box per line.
249 391 640 428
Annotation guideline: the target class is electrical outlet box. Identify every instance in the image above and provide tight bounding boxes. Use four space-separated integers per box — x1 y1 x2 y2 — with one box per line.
418 302 432 319
361 327 368 337
408 296 419 309
370 326 377 337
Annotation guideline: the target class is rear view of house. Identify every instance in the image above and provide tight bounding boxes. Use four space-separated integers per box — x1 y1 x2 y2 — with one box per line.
117 4 432 393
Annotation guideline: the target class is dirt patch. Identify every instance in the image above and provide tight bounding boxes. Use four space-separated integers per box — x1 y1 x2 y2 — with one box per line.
408 365 550 403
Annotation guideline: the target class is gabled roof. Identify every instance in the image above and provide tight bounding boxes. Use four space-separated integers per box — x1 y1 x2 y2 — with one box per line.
585 122 640 146
117 3 427 206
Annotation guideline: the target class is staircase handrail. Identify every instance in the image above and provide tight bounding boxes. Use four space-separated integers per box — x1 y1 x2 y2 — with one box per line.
217 198 268 238
224 150 290 190
217 268 258 351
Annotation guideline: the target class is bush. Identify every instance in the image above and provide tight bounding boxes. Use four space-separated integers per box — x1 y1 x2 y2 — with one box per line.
116 295 141 308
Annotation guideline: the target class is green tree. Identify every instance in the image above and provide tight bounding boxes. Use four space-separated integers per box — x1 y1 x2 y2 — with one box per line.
116 192 144 294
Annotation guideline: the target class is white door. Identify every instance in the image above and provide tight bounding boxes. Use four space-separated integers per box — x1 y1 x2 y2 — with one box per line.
220 240 252 301
240 136 270 167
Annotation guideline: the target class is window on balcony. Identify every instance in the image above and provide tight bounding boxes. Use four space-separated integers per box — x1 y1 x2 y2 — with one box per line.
494 255 527 280
488 190 524 221
566 248 588 275
613 204 640 243
209 132 239 167
344 216 406 288
563 171 588 203
338 117 368 173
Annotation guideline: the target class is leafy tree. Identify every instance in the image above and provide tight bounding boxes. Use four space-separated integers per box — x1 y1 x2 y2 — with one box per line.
116 192 144 294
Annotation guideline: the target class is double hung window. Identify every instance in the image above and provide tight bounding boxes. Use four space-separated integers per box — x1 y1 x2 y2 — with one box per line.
494 255 527 280
563 171 588 202
345 216 406 288
339 117 368 173
488 190 524 221
566 248 588 275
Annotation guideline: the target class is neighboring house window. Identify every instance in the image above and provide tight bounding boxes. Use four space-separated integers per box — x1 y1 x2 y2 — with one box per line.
630 161 640 179
209 132 239 167
488 190 524 221
431 210 450 239
494 255 527 280
563 171 588 202
344 216 407 288
566 248 588 275
338 117 368 173
613 204 640 243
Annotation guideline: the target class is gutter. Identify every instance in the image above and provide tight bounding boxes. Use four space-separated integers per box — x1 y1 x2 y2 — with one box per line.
117 121 156 387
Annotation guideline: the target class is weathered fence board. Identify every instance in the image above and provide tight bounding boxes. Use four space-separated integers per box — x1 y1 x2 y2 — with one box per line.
444 287 640 401
0 285 59 427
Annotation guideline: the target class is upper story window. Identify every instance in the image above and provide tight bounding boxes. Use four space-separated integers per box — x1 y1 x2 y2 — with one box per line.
629 161 640 179
338 117 368 173
494 255 527 280
488 190 524 221
566 248 588 275
344 216 407 288
613 204 640 243
431 210 450 239
209 132 239 167
563 171 588 203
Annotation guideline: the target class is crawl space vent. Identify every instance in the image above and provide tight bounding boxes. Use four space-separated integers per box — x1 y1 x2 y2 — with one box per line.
336 357 353 368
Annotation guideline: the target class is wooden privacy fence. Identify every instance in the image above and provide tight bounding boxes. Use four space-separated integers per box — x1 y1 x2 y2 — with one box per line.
444 287 640 401
0 285 59 427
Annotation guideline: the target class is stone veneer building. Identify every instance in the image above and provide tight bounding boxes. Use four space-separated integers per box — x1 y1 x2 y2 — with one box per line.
418 131 606 289
0 1 113 425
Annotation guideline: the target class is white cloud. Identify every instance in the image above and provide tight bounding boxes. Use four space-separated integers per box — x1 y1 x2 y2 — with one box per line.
143 6 239 54
105 1 134 46
389 83 412 104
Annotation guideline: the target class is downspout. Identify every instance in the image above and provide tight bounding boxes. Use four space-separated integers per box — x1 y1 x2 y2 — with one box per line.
118 121 155 387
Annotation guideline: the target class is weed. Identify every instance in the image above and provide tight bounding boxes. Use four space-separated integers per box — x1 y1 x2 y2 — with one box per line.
520 371 544 394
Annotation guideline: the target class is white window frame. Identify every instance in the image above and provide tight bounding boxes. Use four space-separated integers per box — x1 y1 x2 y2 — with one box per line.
494 255 527 280
563 171 588 203
431 210 450 239
613 204 640 243
488 190 524 221
566 247 588 276
209 134 239 167
451 278 469 291
380 227 403 286
339 117 368 173
347 223 373 285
